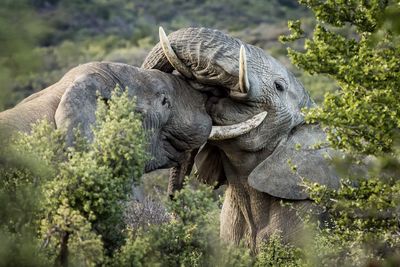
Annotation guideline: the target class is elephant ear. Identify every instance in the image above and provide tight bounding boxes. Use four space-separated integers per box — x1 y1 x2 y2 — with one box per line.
248 124 339 200
55 73 114 145
195 143 227 188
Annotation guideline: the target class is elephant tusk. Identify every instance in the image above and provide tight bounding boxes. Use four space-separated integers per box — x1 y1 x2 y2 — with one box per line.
239 45 250 94
159 26 194 79
208 111 267 140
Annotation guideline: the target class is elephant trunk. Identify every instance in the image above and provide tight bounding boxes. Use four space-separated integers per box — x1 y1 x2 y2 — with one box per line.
143 27 269 141
142 27 245 95
167 149 198 199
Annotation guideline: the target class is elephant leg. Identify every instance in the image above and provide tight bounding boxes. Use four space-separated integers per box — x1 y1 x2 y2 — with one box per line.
167 148 198 199
219 154 258 251
220 185 247 246
256 198 313 245
231 184 258 252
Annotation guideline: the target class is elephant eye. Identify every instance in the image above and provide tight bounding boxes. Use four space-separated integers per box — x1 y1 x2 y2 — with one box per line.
161 94 170 107
274 81 285 92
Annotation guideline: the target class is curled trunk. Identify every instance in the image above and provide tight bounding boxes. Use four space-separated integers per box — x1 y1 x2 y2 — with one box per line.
142 27 247 93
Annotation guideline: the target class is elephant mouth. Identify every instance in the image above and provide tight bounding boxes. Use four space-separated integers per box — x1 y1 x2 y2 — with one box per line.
144 147 182 173
144 128 188 173
205 92 267 141
144 160 159 173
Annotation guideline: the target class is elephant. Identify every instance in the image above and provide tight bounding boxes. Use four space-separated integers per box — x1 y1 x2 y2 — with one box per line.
0 61 225 174
143 27 340 249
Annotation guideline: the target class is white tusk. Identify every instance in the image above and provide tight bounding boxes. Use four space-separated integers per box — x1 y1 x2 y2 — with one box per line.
208 111 267 140
239 45 250 94
159 26 193 79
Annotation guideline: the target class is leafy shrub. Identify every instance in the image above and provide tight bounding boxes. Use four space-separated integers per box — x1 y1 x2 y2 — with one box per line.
113 177 253 267
0 87 147 266
255 234 304 267
280 0 400 266
124 196 171 231
282 0 400 155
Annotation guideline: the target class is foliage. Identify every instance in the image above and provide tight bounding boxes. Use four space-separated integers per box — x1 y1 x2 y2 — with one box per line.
0 105 55 267
0 87 147 266
280 0 400 265
255 234 304 267
253 173 400 266
0 163 51 267
301 175 400 266
0 0 50 110
113 177 253 267
282 0 400 155
0 0 309 110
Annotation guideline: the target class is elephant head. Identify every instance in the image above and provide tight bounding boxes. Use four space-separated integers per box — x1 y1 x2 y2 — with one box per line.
143 27 339 199
0 62 213 173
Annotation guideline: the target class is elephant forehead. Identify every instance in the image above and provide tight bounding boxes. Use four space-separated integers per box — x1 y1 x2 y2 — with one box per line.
141 75 169 94
259 56 287 80
119 68 169 95
246 56 289 102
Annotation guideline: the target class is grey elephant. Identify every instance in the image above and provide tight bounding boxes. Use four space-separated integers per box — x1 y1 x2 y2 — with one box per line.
0 61 226 173
143 27 339 249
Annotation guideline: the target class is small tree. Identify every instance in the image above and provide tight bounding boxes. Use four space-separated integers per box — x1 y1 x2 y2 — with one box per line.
280 0 400 265
281 0 400 155
7 87 147 266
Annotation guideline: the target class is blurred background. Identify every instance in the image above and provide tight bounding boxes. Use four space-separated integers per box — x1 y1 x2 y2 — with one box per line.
0 0 337 112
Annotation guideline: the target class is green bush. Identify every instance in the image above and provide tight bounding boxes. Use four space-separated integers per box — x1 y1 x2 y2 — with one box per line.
282 0 400 155
0 87 147 266
113 177 253 267
280 0 400 265
255 234 304 267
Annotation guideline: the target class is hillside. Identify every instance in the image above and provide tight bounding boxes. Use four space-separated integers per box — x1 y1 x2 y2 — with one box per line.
1 0 319 109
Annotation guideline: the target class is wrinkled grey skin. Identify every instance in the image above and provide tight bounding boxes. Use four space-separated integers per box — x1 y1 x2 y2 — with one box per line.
143 28 339 249
0 62 212 173
167 148 198 199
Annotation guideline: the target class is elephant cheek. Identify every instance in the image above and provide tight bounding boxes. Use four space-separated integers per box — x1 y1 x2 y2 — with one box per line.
210 100 258 126
143 130 168 172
